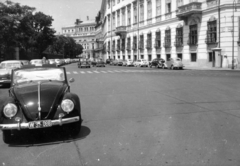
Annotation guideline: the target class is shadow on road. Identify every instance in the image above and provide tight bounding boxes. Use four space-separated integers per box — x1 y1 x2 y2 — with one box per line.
7 125 90 147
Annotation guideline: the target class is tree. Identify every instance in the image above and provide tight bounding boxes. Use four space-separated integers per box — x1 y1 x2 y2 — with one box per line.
29 12 55 57
0 0 35 58
0 1 56 59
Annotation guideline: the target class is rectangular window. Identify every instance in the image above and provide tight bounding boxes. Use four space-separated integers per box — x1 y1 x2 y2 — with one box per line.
175 27 183 47
121 38 125 51
156 0 161 16
141 55 144 59
134 6 137 24
117 39 120 51
128 55 131 59
147 1 152 19
206 21 217 44
209 52 213 62
166 3 171 13
166 54 171 61
127 37 131 50
108 16 111 31
112 12 116 30
123 55 125 60
155 31 161 48
127 5 131 26
117 10 120 27
112 40 115 51
164 29 171 47
133 36 137 50
139 35 144 49
157 54 161 58
147 33 152 49
140 4 144 22
148 55 152 61
191 53 197 62
177 53 182 59
122 8 125 26
189 24 198 45
118 56 120 59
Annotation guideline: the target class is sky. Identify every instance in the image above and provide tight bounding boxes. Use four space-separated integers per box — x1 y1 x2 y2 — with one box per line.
3 0 102 34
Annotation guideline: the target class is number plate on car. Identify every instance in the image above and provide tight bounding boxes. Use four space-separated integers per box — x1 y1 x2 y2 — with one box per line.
29 120 52 129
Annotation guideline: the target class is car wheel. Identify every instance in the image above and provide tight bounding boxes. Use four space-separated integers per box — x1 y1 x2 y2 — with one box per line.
171 65 174 70
3 130 13 144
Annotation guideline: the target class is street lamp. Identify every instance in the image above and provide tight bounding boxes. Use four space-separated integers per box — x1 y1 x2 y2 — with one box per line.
232 0 238 69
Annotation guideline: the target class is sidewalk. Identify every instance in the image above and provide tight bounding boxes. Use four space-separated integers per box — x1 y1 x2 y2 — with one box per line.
184 66 240 71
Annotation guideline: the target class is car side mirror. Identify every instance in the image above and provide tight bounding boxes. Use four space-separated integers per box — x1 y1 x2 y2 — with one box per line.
69 78 75 83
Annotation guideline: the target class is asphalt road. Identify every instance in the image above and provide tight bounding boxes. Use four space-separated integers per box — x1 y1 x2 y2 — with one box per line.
1 63 240 166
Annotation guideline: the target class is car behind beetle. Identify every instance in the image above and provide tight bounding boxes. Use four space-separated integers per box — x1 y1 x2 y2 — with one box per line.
0 64 82 144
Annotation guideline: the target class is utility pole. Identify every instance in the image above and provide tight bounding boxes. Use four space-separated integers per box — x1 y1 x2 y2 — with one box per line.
137 0 140 60
111 0 113 60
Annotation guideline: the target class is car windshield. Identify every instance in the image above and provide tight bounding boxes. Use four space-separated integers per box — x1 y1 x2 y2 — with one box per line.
13 68 65 84
0 62 21 69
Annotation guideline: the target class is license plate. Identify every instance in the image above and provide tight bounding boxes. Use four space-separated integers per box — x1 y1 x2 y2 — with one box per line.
29 120 52 129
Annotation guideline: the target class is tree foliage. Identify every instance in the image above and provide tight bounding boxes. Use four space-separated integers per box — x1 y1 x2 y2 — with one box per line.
0 0 57 59
46 35 83 58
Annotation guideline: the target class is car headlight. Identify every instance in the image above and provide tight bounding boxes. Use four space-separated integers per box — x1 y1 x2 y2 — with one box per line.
3 103 18 118
61 99 74 113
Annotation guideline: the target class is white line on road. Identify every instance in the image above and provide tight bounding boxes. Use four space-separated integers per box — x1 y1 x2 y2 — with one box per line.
73 71 78 74
80 71 85 74
94 71 100 73
66 72 70 74
101 71 107 73
108 71 114 73
87 71 93 73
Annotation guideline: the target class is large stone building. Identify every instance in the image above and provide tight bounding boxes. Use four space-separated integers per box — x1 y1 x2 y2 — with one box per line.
95 0 240 68
61 17 100 60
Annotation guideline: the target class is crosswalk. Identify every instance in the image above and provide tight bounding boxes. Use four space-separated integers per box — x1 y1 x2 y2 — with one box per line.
66 69 233 77
66 69 187 75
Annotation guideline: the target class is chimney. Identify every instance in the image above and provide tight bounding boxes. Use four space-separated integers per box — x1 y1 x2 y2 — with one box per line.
87 16 89 20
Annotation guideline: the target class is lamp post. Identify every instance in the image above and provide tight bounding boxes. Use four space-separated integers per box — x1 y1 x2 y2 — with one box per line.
232 0 237 69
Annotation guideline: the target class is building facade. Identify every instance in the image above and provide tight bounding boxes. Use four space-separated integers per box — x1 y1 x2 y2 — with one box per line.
97 0 240 68
61 17 101 60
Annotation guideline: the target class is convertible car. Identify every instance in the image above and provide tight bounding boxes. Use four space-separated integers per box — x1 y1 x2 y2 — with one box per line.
0 64 82 144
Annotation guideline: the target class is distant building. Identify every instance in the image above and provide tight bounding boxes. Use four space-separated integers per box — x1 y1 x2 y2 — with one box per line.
96 0 240 68
61 17 100 61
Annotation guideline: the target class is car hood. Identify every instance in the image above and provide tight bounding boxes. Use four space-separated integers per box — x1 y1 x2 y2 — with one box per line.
13 82 67 121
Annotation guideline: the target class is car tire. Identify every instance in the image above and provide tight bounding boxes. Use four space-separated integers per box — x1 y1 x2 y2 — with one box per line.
171 65 174 70
3 130 13 144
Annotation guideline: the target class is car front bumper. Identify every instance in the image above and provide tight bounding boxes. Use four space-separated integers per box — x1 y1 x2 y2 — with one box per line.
0 116 80 130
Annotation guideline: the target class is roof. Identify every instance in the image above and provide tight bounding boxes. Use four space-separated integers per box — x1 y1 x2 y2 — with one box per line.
62 20 96 29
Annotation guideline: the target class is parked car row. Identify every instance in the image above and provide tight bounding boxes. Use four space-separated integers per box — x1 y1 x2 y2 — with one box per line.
107 58 184 69
78 60 106 68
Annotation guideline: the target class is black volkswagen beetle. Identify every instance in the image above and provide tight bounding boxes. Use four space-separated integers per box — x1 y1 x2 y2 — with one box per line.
0 64 82 144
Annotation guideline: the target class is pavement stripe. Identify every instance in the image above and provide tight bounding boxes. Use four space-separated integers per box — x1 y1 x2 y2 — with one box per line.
114 70 121 72
80 71 85 74
93 71 100 73
66 72 70 74
73 71 78 74
108 71 114 73
101 71 107 73
87 71 93 73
